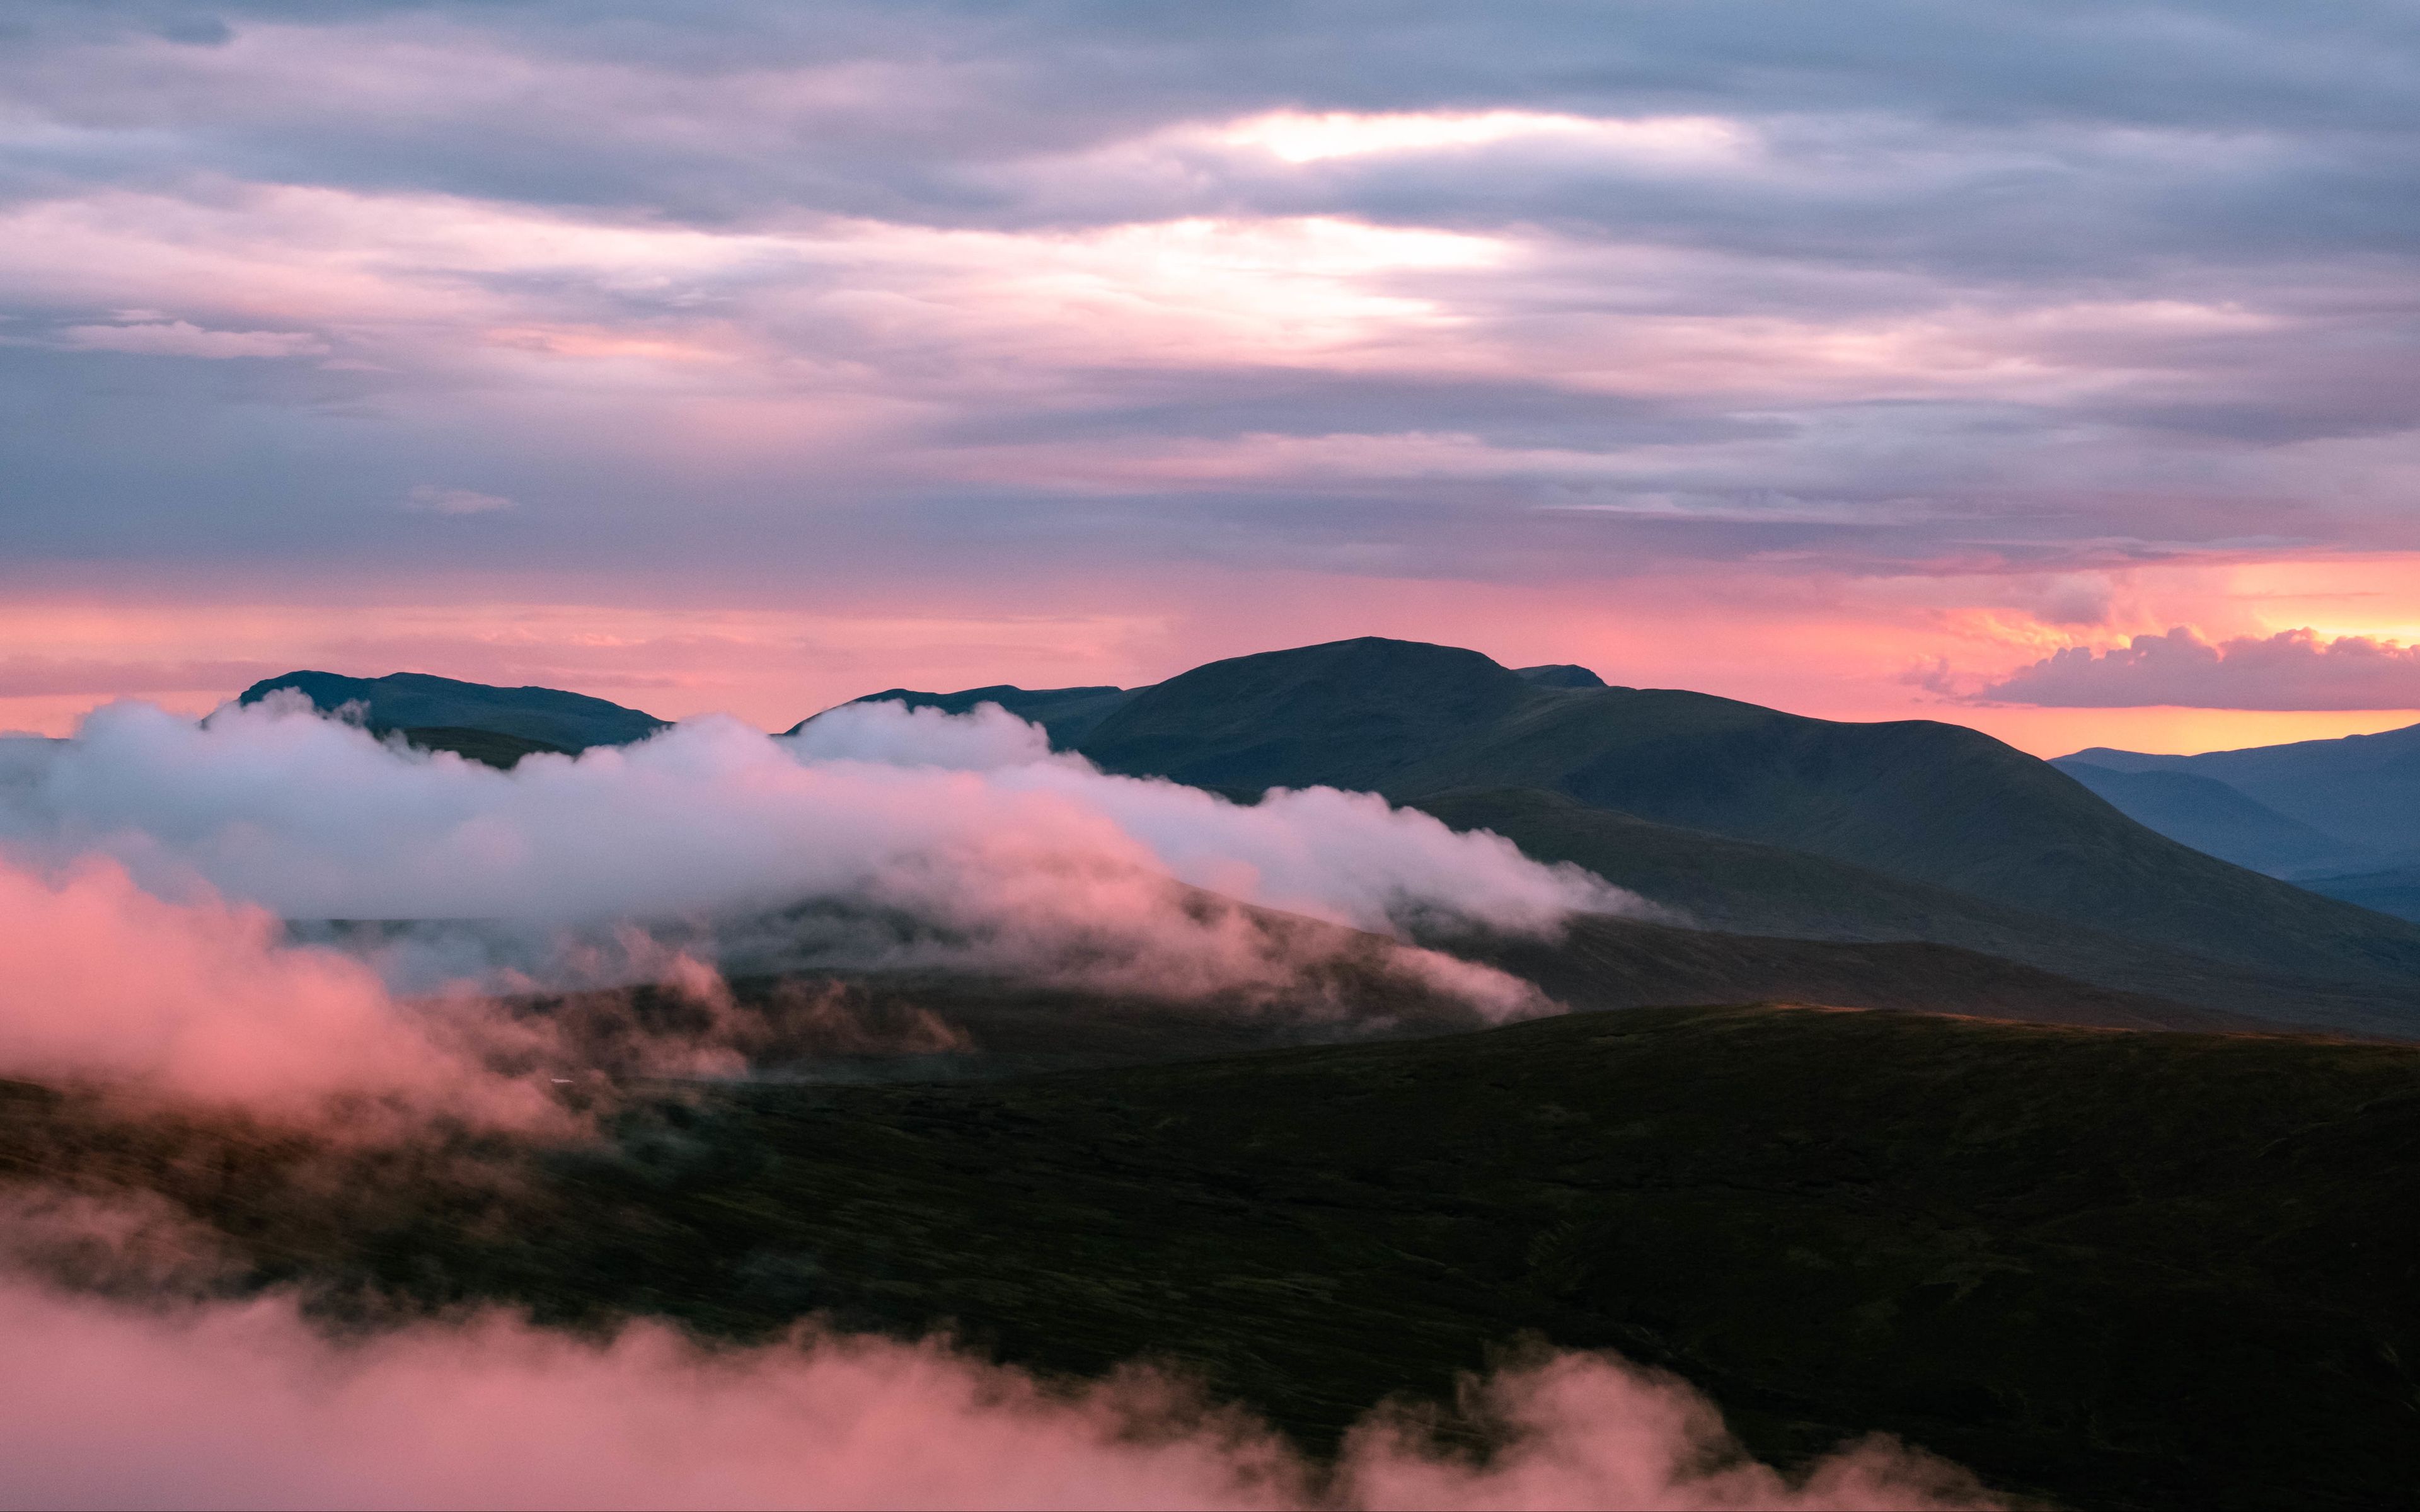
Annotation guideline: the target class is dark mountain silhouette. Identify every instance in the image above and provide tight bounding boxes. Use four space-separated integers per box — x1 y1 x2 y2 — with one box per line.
826 638 2420 1033
395 726 572 769
2061 721 2420 856
2298 862 2420 924
2051 760 2371 876
229 641 2420 1034
239 671 665 752
802 684 1134 747
1514 663 1606 688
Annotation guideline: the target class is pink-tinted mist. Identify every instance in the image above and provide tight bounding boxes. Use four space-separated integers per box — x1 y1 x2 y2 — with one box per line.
0 853 548 1125
0 1278 1997 1512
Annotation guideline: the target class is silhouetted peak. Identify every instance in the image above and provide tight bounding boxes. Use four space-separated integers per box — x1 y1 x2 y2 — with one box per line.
1515 664 1606 689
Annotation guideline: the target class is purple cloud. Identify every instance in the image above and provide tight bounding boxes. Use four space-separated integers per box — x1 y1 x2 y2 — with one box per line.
1977 628 2420 711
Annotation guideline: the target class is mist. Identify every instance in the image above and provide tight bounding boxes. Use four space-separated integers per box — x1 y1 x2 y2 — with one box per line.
0 1274 1993 1512
0 696 1642 1014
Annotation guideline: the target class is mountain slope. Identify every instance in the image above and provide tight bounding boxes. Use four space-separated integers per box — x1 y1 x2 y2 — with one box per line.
800 684 1136 748
1073 638 2420 1026
2063 721 2420 854
2050 760 2371 876
239 671 666 751
2300 863 2420 925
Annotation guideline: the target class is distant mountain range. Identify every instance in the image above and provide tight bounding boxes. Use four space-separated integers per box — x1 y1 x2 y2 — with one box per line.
241 643 2420 1037
2053 722 2420 922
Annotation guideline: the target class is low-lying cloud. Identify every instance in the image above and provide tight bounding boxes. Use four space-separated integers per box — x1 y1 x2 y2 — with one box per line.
0 1274 1993 1511
0 696 1646 1112
1974 626 2420 711
5 696 1627 933
0 852 548 1124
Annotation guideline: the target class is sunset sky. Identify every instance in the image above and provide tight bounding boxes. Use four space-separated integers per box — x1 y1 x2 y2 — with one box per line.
6 1 2420 753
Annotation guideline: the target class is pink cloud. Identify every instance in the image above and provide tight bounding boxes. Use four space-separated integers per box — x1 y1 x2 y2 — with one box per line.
0 1277 1993 1511
59 319 328 358
0 852 546 1124
1975 626 2420 710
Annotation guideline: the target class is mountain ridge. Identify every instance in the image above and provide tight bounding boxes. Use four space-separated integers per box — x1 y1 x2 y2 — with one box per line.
216 640 2420 1036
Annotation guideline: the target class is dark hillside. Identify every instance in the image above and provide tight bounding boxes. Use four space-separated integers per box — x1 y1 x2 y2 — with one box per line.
11 1004 2419 1509
2063 723 2420 854
239 671 665 751
1073 639 2420 1028
2302 863 2420 924
2051 763 2366 876
396 726 570 769
1415 788 2394 1029
1080 637 1538 790
1469 914 2248 1032
800 684 1136 747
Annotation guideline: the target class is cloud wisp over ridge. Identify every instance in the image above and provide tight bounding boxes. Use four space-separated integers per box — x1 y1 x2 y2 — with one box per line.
0 695 1640 1029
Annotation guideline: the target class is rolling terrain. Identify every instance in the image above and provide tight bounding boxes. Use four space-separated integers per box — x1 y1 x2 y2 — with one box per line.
851 638 2420 1035
2048 762 2370 877
237 641 2420 1036
7 1001 2415 1510
2062 720 2420 857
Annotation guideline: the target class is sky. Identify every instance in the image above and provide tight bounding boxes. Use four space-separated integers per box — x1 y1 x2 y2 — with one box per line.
4 1 2419 753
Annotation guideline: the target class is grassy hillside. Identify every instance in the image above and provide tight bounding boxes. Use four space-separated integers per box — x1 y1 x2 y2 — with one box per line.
1467 914 2251 1032
1077 639 2420 1029
8 1004 2418 1509
1415 788 2420 1032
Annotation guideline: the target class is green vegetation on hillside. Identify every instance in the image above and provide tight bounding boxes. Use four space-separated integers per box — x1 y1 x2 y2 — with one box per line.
1072 638 2420 1034
6 1004 2417 1510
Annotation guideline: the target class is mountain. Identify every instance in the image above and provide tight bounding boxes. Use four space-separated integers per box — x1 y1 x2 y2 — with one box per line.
790 637 2412 1033
2049 761 2371 876
801 684 1135 748
2298 862 2420 924
239 671 666 752
1514 663 1606 688
2061 721 2420 856
259 641 2420 1035
1048 638 2420 1031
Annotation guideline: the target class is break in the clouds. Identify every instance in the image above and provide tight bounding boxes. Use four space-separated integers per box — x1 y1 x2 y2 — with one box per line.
1976 627 2420 711
0 0 2416 593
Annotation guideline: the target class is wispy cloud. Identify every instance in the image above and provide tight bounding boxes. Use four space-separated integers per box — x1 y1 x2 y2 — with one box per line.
57 319 328 359
406 484 516 516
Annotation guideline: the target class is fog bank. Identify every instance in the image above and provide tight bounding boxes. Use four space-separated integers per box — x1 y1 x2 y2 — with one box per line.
0 1278 1993 1512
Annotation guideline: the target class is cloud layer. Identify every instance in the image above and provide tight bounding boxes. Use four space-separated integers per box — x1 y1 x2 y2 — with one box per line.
1 0 2415 599
1 696 1638 1023
0 1275 1991 1511
1976 627 2420 711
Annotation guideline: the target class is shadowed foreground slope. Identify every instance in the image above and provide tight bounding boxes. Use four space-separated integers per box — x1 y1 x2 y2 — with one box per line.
6 1004 2415 1511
